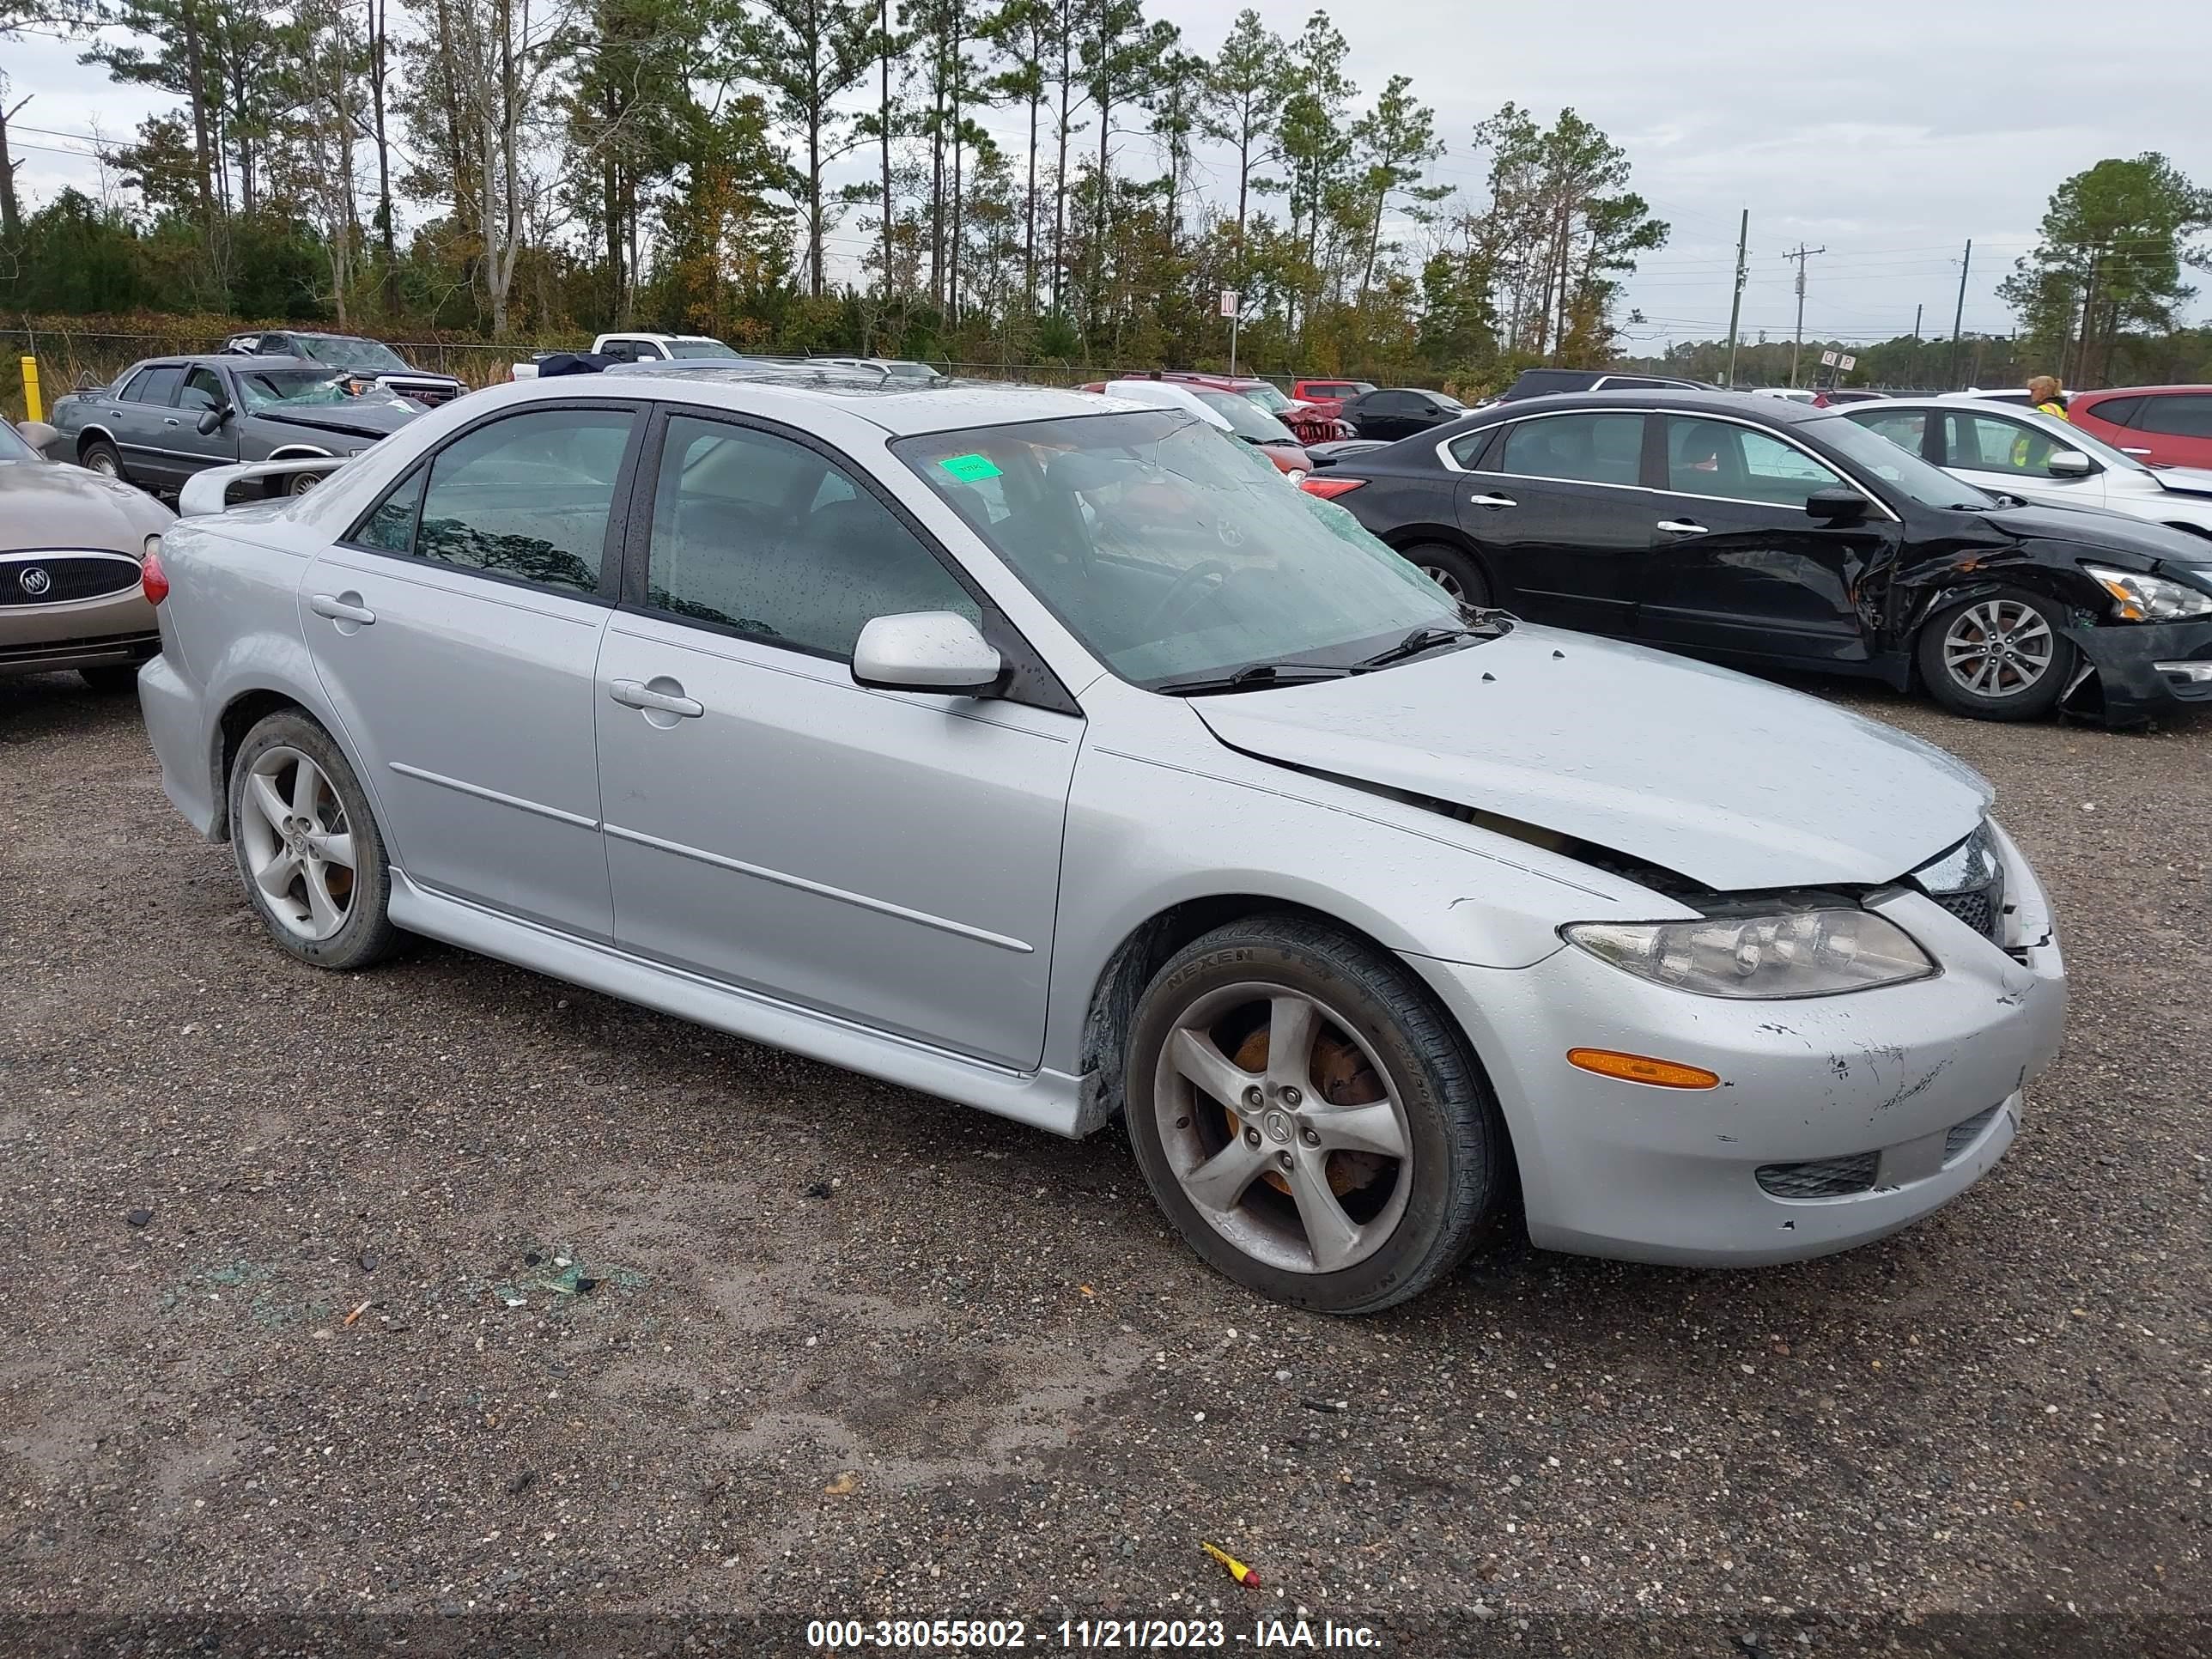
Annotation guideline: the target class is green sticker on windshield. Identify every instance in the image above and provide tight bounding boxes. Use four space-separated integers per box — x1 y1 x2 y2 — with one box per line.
939 453 1002 482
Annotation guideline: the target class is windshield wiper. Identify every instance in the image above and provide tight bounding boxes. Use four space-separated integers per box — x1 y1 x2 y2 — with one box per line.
1350 615 1509 672
1152 661 1352 696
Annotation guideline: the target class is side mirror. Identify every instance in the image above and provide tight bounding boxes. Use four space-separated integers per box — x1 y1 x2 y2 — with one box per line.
1805 486 1869 523
15 419 58 454
2046 448 2094 478
196 404 232 436
851 611 1003 696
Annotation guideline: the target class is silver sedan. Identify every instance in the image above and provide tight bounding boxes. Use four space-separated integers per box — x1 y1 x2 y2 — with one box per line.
136 373 2066 1312
3 417 173 689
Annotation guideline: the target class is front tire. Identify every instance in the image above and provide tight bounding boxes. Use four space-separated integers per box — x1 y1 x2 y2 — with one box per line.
1916 587 2075 720
80 437 127 483
227 711 401 970
1125 915 1509 1314
1402 542 1491 607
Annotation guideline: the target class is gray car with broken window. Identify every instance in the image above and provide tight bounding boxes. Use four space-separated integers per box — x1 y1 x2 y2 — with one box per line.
42 355 427 499
134 371 2067 1313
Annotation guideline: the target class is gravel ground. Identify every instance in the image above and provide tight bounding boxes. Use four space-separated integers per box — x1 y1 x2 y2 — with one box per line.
0 672 2205 1659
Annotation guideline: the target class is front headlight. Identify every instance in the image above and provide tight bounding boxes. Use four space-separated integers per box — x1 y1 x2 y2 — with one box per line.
1563 908 1936 1000
2084 564 2212 622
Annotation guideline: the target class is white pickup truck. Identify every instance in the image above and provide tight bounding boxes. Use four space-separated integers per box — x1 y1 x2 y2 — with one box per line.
511 333 742 379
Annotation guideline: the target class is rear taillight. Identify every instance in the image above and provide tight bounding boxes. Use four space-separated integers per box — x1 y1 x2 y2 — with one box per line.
1299 476 1367 499
141 541 169 605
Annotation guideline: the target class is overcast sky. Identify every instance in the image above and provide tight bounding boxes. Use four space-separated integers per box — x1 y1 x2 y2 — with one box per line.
6 0 2210 344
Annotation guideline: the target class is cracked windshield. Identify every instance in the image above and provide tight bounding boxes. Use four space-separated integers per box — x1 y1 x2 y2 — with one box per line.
896 410 1472 688
234 366 414 412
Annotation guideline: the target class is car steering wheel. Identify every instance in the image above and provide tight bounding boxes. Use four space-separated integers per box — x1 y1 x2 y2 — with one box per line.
1140 560 1234 638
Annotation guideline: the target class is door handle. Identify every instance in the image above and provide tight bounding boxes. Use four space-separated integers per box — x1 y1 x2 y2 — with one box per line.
163 416 182 428
1656 519 1711 536
611 678 704 719
1467 493 1518 509
308 592 376 625
2119 447 2153 456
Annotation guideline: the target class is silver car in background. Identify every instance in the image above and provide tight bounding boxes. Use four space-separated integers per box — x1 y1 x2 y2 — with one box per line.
136 373 2066 1312
3 416 173 689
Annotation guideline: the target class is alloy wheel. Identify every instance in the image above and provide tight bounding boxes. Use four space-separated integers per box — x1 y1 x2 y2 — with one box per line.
87 452 119 477
1421 562 1467 602
1152 982 1413 1274
1941 599 2054 698
237 746 357 940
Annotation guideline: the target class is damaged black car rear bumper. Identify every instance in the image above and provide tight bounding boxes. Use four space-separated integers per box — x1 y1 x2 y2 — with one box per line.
2067 617 2212 722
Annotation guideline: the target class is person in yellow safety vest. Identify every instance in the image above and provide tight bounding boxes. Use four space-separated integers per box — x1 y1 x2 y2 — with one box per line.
2008 375 2074 470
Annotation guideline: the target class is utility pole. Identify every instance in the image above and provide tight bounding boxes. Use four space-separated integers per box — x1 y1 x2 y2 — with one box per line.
1946 239 1972 391
1722 210 1749 388
1912 303 1923 341
1784 243 1826 387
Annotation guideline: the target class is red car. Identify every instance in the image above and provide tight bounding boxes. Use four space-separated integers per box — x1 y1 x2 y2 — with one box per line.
2067 386 2212 471
1290 378 1376 419
1080 373 1351 447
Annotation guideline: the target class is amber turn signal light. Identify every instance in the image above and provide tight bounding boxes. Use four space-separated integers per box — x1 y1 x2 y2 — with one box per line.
1567 1048 1722 1090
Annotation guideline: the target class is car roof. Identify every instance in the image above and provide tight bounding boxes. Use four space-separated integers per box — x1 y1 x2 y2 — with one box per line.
2074 384 2209 397
553 366 1133 436
1459 388 1832 423
134 354 315 370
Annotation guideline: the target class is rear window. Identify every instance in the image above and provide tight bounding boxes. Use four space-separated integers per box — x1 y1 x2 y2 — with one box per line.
2083 396 2142 428
2133 394 2212 439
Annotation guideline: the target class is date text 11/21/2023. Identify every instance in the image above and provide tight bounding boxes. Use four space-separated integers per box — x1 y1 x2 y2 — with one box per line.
805 1617 1384 1650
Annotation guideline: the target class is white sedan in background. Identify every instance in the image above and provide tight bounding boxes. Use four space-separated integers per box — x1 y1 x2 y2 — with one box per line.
1842 397 2212 539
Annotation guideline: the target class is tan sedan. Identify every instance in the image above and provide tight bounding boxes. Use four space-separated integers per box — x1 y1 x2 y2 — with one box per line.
3 419 173 690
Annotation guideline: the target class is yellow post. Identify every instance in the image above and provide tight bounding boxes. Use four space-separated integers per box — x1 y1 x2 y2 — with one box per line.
20 356 42 424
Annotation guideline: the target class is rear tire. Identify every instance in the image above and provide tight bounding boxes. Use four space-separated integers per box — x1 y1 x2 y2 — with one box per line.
227 711 401 970
1124 915 1509 1314
1916 587 2075 721
1401 542 1491 607
80 437 126 483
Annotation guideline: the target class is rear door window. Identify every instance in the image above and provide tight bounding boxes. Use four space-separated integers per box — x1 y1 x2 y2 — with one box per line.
1847 407 1933 457
1496 412 1647 487
129 366 185 405
395 407 637 597
2133 394 2212 439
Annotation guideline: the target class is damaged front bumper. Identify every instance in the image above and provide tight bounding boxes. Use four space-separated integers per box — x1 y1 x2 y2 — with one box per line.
2063 616 2212 723
1407 819 2066 1267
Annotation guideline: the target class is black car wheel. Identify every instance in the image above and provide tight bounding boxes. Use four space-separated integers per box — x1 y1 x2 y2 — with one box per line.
81 437 126 482
1403 543 1491 607
1915 587 2075 720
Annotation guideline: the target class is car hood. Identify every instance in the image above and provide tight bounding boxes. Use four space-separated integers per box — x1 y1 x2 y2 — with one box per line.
252 401 422 441
1191 623 1992 892
1973 498 2212 563
2147 464 2212 498
0 458 175 550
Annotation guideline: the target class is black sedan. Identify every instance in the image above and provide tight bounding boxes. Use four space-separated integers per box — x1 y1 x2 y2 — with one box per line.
1340 386 1469 442
1302 390 2212 724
